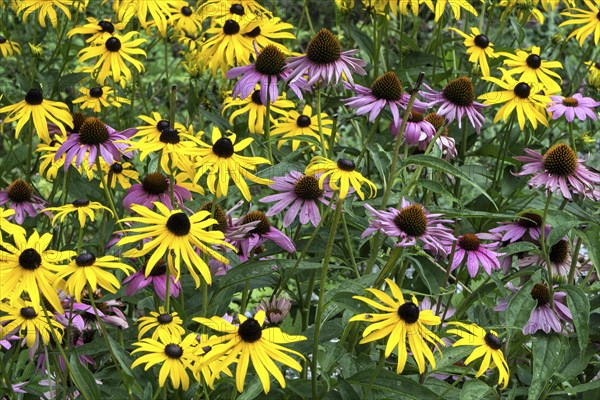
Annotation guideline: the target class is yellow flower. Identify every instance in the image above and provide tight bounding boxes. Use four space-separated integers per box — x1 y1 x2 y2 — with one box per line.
335 0 355 12
0 88 73 143
305 156 377 200
114 0 176 37
137 307 186 341
243 16 296 55
498 0 546 24
168 2 204 36
448 27 497 77
67 17 127 43
12 0 76 28
349 279 444 373
197 0 270 22
72 85 131 113
498 46 563 94
43 199 113 228
447 322 510 389
194 310 306 393
0 35 21 57
422 0 478 22
28 42 44 56
271 104 334 152
0 207 26 238
133 112 187 143
559 0 600 46
192 127 273 201
193 334 233 388
99 160 139 190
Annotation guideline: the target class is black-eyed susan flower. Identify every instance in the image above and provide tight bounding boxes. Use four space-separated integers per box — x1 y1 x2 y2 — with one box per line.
77 32 147 86
122 172 192 211
305 156 377 200
12 0 77 28
194 310 306 393
497 0 546 24
499 46 563 93
117 203 235 286
242 16 296 55
54 252 134 302
0 230 74 313
222 87 294 134
168 2 203 36
271 105 333 151
559 1 600 46
0 35 21 57
99 161 139 190
133 112 187 143
67 17 127 43
137 307 185 341
43 199 113 228
72 85 131 113
423 0 478 22
349 279 444 374
479 71 551 129
192 127 273 201
197 0 270 22
114 0 175 37
0 179 47 224
0 299 64 356
193 333 233 388
0 88 73 143
131 333 197 391
0 207 26 238
447 27 497 77
446 322 510 389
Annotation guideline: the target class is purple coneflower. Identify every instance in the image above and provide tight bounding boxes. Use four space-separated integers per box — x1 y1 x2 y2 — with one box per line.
424 112 457 160
227 44 289 105
0 179 47 224
122 260 181 300
519 238 573 279
488 212 547 243
401 111 436 149
123 172 191 211
362 198 454 256
286 28 367 90
514 143 600 200
547 93 599 122
54 117 136 169
255 296 292 325
421 77 487 133
523 282 572 335
450 233 501 277
259 171 333 228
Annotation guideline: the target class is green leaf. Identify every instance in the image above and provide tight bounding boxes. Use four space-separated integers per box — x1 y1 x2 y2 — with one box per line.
505 269 541 329
560 284 589 357
69 353 101 400
546 210 579 246
347 369 438 398
551 379 600 395
58 72 88 89
528 334 567 400
459 380 493 400
500 242 539 257
575 227 600 277
404 155 497 209
417 179 460 204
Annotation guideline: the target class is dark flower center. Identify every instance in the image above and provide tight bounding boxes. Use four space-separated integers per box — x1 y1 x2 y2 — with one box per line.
7 179 33 203
25 88 43 105
531 282 550 306
561 97 578 107
393 205 427 237
425 112 446 131
255 45 286 76
105 37 121 52
238 318 262 342
526 54 542 69
19 249 42 270
159 128 181 144
156 120 170 132
244 26 261 38
230 4 245 15
20 307 37 319
517 212 542 228
97 20 114 33
473 34 490 49
549 239 569 263
484 332 502 350
408 111 424 123
543 143 577 176
157 313 173 324
164 344 183 359
306 28 341 64
89 87 103 98
0 36 6 44
513 82 531 99
443 77 475 107
212 137 235 158
110 162 124 173
337 159 355 171
72 198 90 207
142 173 169 195
397 302 419 324
242 211 271 235
70 112 87 133
371 72 403 101
458 233 480 251
76 253 96 267
181 6 192 16
296 115 311 127
79 117 109 145
223 20 240 35
148 260 167 276
293 175 324 200
200 202 228 232
596 62 600 69
251 90 263 105
166 213 191 236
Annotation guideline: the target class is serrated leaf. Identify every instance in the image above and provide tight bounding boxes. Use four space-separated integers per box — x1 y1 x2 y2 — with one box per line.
561 285 589 357
528 334 567 400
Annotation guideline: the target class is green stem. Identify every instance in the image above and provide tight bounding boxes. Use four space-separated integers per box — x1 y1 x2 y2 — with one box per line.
568 123 577 154
364 349 386 398
567 236 582 285
96 155 123 230
540 193 554 304
316 88 327 157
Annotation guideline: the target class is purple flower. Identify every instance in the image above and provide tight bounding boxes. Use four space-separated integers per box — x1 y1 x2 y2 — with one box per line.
123 172 191 211
421 77 487 133
255 296 292 325
362 198 455 256
0 179 47 224
547 93 599 122
260 171 333 228
488 212 547 243
523 282 572 335
519 237 573 279
514 143 600 200
450 233 501 277
54 117 136 169
400 111 436 149
122 260 181 300
286 28 366 93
